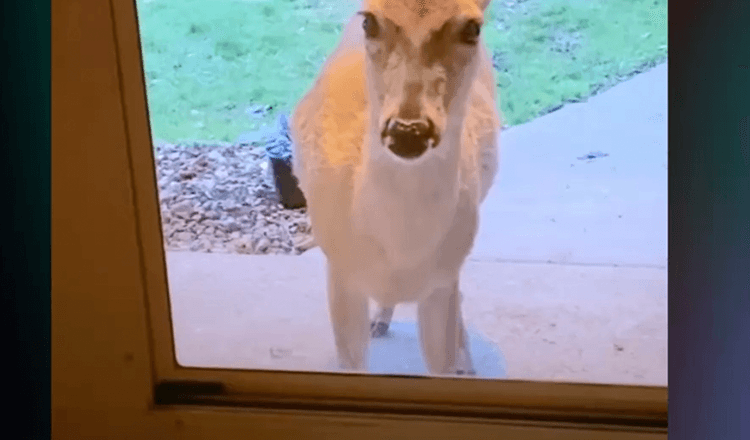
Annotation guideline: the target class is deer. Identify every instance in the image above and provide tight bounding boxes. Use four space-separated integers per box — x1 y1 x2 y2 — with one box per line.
289 0 500 376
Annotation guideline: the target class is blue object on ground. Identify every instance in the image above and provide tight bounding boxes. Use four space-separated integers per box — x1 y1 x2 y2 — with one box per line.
265 113 293 159
325 320 507 379
265 113 307 208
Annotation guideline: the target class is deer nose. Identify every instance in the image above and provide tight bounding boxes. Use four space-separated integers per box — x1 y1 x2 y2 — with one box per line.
382 118 437 159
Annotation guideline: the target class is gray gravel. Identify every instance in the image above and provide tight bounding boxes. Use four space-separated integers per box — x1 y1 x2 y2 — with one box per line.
154 139 316 255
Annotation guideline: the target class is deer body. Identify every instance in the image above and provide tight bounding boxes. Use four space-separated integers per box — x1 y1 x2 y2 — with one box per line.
290 0 500 374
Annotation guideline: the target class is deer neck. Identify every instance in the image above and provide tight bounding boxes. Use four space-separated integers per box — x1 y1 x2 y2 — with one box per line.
350 116 465 265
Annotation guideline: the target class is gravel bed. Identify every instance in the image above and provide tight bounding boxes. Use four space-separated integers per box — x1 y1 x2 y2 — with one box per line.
154 139 315 255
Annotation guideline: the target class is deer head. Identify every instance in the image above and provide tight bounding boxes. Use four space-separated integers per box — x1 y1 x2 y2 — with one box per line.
359 0 492 162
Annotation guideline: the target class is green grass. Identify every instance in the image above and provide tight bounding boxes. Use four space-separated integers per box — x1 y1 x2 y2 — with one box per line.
136 0 667 143
483 0 667 125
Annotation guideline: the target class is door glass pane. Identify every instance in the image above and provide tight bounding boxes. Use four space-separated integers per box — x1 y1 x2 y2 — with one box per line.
135 0 667 386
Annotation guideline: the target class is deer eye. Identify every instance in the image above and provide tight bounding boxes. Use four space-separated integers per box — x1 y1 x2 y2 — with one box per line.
361 12 380 39
460 20 481 45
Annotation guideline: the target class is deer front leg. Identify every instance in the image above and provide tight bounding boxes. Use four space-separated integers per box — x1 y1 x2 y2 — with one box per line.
327 264 369 372
417 282 475 376
370 305 395 338
455 308 476 376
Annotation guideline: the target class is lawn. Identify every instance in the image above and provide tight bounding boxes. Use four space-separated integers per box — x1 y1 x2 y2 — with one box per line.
135 0 667 144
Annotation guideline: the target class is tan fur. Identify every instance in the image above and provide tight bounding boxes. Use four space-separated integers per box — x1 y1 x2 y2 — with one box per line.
290 0 500 374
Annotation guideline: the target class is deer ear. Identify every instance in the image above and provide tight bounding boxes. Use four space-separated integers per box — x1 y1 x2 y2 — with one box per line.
476 0 492 11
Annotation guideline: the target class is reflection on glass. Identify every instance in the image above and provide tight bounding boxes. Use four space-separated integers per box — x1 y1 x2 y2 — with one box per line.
137 0 668 386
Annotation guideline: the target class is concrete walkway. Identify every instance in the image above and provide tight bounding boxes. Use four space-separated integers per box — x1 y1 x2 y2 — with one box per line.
165 63 668 386
473 63 667 267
